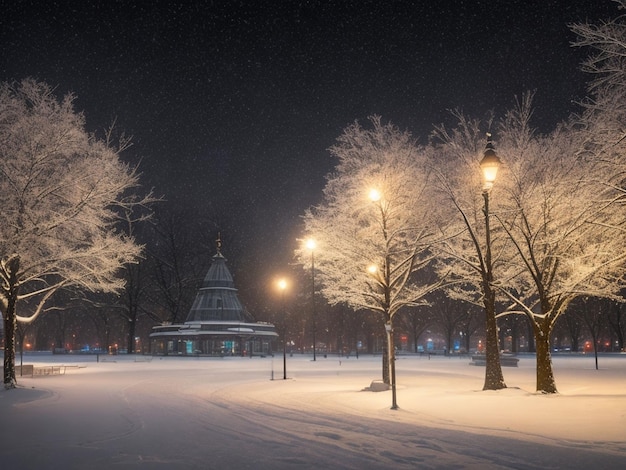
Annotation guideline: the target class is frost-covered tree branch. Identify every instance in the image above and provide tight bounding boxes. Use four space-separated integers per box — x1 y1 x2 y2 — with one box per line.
431 92 626 393
0 79 154 387
297 116 447 384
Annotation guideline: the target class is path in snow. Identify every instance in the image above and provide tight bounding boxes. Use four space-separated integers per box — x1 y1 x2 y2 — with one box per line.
1 353 625 469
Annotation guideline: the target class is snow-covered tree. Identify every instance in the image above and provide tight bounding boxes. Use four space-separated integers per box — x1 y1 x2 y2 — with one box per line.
297 116 446 393
498 118 626 392
0 79 153 388
434 95 626 393
571 1 626 197
570 0 626 93
430 111 508 391
569 2 626 358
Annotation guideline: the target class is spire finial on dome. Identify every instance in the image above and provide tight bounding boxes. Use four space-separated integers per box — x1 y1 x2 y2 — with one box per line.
216 232 222 255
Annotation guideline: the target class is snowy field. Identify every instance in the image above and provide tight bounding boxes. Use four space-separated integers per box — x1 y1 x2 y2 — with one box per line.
1 352 625 469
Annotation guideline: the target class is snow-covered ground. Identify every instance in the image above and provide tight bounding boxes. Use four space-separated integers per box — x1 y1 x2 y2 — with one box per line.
1 352 625 469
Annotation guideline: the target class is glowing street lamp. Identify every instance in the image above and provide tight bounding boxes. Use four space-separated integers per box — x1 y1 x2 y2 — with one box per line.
305 238 317 361
479 133 506 390
368 188 381 202
277 278 288 380
480 133 502 190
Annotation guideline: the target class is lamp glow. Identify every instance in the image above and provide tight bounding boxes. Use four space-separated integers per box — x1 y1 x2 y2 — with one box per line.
305 238 316 251
369 188 382 202
480 134 502 186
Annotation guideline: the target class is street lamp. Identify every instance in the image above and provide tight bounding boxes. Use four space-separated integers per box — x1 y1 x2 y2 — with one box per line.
384 321 397 409
479 133 506 390
368 188 381 202
277 278 288 380
480 133 501 191
305 238 317 361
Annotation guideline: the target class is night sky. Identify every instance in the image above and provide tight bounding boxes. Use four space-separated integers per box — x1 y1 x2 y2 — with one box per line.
0 0 618 305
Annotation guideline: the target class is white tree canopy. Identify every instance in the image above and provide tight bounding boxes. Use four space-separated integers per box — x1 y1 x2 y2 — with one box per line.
431 94 626 393
433 96 626 320
298 116 445 320
571 3 626 203
0 79 151 323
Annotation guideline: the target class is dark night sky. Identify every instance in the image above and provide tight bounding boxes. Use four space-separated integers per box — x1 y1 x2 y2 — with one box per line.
0 0 618 304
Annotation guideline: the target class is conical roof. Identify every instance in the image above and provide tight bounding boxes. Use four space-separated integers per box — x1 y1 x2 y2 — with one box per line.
200 252 235 289
185 243 252 322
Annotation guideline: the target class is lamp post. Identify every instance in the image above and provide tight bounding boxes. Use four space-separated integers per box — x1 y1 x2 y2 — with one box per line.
305 238 317 361
277 278 288 380
479 133 506 391
384 321 398 409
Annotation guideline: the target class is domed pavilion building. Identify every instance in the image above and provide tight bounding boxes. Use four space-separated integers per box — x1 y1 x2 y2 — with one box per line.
149 240 277 356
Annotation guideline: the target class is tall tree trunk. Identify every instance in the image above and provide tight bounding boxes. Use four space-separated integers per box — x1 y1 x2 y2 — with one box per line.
592 337 600 370
534 320 558 393
3 303 17 388
483 288 506 390
3 256 20 388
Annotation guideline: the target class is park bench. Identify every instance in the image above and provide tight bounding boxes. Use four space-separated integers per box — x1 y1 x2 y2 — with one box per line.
14 364 80 377
470 354 519 367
